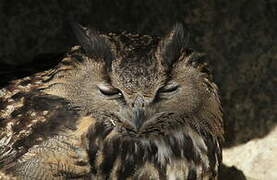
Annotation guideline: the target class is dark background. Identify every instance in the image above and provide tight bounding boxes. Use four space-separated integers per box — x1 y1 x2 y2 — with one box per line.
0 0 276 163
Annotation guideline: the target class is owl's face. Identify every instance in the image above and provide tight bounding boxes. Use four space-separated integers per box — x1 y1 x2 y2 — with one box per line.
44 24 222 137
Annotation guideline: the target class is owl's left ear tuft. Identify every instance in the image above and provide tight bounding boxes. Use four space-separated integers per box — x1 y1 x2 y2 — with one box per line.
158 23 189 67
70 22 113 67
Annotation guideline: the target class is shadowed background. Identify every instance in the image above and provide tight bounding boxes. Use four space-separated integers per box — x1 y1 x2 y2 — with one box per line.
0 0 276 179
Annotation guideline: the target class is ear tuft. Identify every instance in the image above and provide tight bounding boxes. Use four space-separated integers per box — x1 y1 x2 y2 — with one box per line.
158 23 189 67
70 22 113 67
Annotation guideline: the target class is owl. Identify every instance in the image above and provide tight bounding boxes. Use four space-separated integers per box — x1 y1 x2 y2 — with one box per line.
0 23 223 179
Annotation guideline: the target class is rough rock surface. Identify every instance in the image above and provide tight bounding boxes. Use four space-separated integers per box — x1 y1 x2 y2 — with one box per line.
224 126 277 180
0 0 276 179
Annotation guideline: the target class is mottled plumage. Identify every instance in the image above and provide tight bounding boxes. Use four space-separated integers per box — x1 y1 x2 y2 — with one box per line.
0 23 223 179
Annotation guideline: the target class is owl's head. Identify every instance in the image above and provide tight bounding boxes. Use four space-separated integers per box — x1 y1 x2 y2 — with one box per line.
44 23 223 138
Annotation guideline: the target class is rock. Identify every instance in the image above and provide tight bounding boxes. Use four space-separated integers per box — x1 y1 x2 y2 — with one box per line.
223 126 277 180
219 164 247 180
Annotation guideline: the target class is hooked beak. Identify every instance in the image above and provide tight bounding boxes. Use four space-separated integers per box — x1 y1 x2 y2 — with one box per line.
132 107 146 131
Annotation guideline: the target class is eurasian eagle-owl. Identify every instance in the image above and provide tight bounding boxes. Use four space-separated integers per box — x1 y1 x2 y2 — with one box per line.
0 23 223 180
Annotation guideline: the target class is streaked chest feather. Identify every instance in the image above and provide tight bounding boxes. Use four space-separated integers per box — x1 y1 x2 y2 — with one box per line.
87 122 219 180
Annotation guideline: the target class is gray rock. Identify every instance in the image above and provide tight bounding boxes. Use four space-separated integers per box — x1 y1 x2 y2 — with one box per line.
224 126 277 179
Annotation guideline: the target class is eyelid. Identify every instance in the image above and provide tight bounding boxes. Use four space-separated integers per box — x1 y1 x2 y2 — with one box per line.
158 83 179 93
98 84 122 96
99 88 120 95
98 84 114 91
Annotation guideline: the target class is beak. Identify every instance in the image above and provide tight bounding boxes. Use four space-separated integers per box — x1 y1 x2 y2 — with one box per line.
132 107 146 130
131 95 146 131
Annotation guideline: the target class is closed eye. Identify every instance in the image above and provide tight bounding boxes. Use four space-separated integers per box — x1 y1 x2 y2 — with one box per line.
154 83 179 101
98 84 122 97
158 84 179 93
99 88 121 96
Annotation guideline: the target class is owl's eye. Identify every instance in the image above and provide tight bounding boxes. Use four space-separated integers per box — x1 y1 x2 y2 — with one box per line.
158 83 179 94
98 85 122 97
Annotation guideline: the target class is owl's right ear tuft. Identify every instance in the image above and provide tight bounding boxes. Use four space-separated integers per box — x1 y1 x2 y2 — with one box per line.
70 22 113 68
158 23 189 68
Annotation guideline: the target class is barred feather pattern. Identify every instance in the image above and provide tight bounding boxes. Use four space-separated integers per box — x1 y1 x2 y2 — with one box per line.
86 116 222 180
